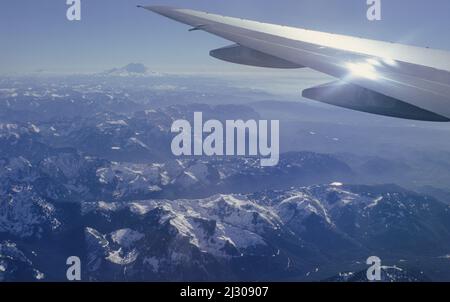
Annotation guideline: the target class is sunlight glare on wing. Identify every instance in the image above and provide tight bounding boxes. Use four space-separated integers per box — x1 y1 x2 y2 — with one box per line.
346 62 379 80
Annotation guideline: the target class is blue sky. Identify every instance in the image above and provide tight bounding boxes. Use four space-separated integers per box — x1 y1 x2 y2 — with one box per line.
1 0 450 74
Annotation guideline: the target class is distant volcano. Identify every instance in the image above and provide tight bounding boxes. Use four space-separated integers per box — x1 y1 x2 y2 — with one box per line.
101 63 161 77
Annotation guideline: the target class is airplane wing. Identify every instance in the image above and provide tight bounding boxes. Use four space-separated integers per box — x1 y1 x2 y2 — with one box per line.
138 5 450 121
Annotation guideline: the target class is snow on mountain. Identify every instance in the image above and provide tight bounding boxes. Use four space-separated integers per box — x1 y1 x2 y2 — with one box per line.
0 188 60 238
96 162 164 199
2 181 450 281
83 193 277 260
0 123 38 139
0 241 44 281
80 183 450 281
111 229 145 248
101 63 163 78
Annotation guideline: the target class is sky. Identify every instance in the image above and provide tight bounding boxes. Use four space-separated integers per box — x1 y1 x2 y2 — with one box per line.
1 0 450 74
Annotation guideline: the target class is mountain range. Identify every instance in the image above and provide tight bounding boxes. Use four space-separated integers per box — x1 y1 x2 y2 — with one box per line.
1 73 450 281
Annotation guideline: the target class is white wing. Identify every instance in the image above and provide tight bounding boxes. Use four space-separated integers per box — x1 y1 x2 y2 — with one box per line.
139 5 450 121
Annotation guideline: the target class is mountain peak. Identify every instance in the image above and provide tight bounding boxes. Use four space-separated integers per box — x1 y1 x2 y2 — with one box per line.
121 63 148 74
101 63 161 77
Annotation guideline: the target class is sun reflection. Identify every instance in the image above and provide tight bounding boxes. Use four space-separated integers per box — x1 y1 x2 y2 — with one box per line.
346 62 379 80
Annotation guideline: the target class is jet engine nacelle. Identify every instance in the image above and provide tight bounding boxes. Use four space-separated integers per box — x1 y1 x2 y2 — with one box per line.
302 81 450 122
210 44 304 69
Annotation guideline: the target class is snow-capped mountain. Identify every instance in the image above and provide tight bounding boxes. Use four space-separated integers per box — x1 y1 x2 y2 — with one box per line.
2 75 450 282
100 63 163 77
3 178 450 281
80 184 450 281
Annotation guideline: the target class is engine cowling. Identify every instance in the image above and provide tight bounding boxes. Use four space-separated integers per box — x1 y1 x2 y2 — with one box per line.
302 80 450 122
210 44 304 69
